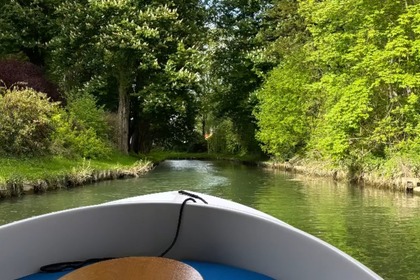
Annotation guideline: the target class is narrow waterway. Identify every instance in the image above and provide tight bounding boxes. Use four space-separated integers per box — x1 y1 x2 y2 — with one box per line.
1 160 420 280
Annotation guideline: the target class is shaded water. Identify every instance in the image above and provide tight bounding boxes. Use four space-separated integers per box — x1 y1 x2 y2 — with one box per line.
1 160 420 280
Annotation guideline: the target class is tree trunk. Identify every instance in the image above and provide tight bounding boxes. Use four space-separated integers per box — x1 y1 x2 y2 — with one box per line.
117 82 130 154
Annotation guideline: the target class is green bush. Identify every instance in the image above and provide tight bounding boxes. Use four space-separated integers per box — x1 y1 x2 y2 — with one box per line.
65 91 109 138
52 91 112 159
53 118 111 159
0 88 60 156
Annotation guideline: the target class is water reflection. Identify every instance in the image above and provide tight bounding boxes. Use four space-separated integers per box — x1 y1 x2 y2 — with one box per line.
251 172 420 280
1 160 420 279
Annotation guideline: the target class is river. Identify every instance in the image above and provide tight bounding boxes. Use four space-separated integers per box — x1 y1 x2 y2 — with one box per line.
1 160 420 280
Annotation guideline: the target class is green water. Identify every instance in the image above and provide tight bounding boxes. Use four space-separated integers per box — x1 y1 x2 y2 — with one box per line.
1 160 420 280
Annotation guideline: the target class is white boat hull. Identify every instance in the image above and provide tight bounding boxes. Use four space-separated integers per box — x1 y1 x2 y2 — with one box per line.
0 191 382 279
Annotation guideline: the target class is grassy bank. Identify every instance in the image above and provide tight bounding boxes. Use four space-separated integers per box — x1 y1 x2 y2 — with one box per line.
7 150 414 199
0 153 153 198
0 151 265 199
261 157 420 193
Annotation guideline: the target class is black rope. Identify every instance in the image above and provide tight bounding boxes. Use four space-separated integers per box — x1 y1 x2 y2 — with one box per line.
178 190 208 204
159 191 208 257
159 197 196 257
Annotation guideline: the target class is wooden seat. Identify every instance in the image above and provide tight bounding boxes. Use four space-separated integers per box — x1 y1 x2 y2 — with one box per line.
59 257 204 280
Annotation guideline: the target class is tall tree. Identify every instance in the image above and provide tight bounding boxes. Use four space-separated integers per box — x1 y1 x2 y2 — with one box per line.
51 0 201 153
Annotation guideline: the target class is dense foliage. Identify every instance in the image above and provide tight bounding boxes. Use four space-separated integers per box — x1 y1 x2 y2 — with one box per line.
255 0 420 176
0 88 59 156
0 0 206 155
62 1 203 153
0 87 112 159
254 50 312 160
3 0 420 178
52 92 112 159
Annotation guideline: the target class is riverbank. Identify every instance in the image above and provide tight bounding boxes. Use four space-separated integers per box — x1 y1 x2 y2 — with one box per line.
260 158 420 194
4 150 417 199
149 152 420 194
0 154 153 198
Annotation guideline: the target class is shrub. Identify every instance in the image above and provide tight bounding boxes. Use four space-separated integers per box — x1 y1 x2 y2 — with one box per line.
65 91 109 138
52 91 112 159
0 88 59 156
53 118 111 159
